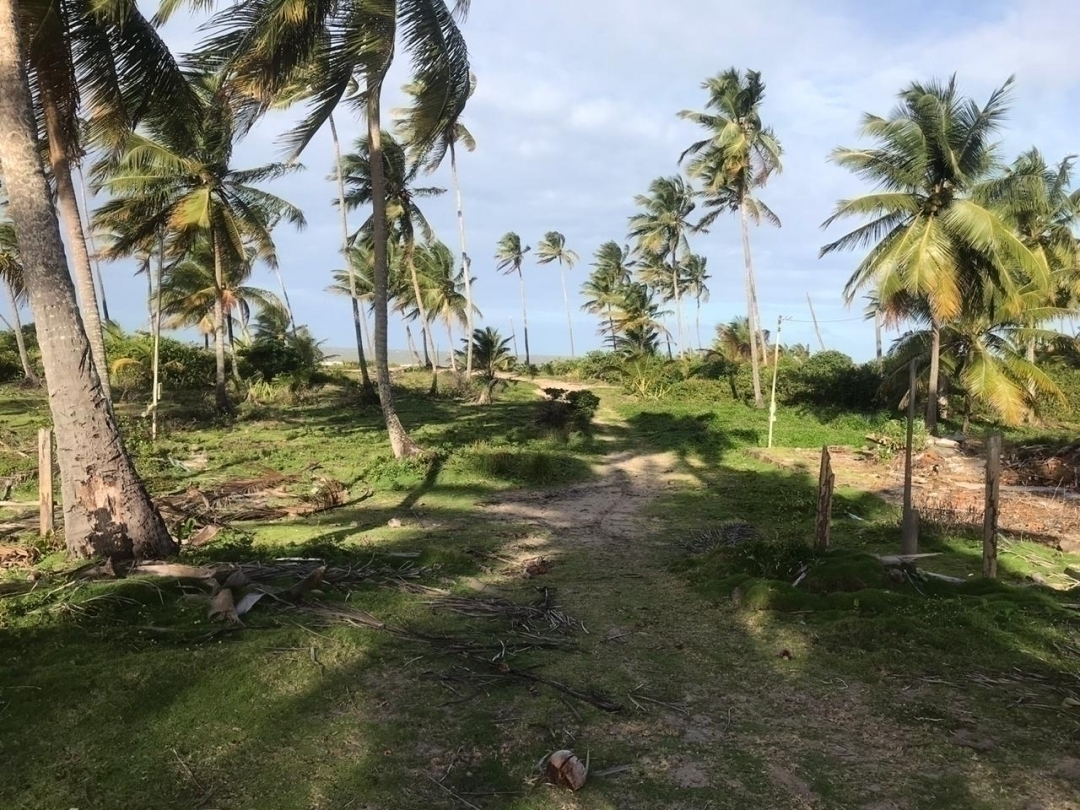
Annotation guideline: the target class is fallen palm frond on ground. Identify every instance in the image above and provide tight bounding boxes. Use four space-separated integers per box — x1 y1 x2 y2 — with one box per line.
1006 441 1080 489
428 587 585 634
155 470 366 533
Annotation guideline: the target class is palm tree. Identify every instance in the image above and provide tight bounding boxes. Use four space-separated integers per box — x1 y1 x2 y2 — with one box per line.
0 0 173 558
0 216 37 384
464 326 513 379
612 282 668 356
628 177 695 355
682 252 711 352
582 242 633 352
20 0 196 403
341 131 445 393
496 232 532 367
416 240 473 372
194 0 471 458
680 68 783 408
93 74 305 412
395 73 478 374
536 231 580 358
820 76 1049 433
885 286 1063 430
977 149 1080 360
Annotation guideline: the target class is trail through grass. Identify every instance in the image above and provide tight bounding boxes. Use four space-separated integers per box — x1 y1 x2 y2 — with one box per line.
2 376 1079 809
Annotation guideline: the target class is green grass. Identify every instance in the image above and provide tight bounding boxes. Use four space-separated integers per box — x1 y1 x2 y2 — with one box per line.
2 374 1080 809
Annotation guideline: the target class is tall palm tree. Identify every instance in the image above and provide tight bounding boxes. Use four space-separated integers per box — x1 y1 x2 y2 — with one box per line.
582 242 633 352
536 231 580 358
628 177 695 355
0 215 37 383
0 0 173 558
395 73 478 374
820 76 1048 433
20 0 196 403
681 252 711 352
680 68 783 408
495 232 532 367
194 0 471 458
341 131 445 393
93 74 305 412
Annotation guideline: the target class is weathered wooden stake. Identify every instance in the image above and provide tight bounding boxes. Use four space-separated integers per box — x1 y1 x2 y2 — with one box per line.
38 428 53 536
815 445 835 552
901 359 919 554
983 433 1002 579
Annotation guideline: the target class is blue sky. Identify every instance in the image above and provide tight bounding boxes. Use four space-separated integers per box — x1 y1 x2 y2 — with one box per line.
78 0 1080 361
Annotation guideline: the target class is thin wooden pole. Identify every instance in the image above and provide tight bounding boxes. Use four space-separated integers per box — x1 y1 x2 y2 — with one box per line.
901 359 919 554
806 294 825 352
38 428 53 536
767 316 783 448
983 433 1002 578
510 316 519 359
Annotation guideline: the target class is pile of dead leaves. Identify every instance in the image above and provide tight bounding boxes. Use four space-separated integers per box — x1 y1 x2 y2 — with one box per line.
0 543 39 569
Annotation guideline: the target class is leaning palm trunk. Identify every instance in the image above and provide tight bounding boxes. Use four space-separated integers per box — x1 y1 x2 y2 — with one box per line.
330 113 374 396
750 275 768 367
518 270 531 367
0 0 173 557
39 85 111 402
695 297 702 352
367 83 421 458
739 201 765 407
3 283 37 383
926 317 941 434
272 265 297 335
211 240 229 410
559 264 575 358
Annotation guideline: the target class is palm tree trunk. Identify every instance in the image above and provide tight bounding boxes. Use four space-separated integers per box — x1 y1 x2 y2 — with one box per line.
607 304 618 353
559 263 575 358
3 283 37 384
211 238 229 411
151 236 164 441
670 243 684 356
739 201 764 408
227 316 242 383
271 265 297 335
695 296 702 352
518 270 531 368
926 316 941 435
0 0 173 558
405 324 422 366
449 140 474 376
405 246 438 395
446 321 458 372
39 84 111 402
750 272 768 367
367 80 421 458
875 310 883 362
76 166 110 323
330 114 375 397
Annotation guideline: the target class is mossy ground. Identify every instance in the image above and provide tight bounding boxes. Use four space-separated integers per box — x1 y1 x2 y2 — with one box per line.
2 374 1079 809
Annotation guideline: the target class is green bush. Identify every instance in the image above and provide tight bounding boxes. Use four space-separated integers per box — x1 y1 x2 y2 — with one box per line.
1038 361 1080 421
0 325 38 382
240 339 313 382
106 330 216 399
536 387 601 436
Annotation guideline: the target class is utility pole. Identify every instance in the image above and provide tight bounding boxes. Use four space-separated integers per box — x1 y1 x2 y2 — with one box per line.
806 294 825 352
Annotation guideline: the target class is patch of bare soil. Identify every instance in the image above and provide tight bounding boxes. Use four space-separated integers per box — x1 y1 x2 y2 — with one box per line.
480 450 693 547
752 443 1080 553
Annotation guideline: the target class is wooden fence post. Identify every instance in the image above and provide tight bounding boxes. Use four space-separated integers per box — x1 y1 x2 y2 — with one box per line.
815 445 835 552
983 433 1002 578
38 428 53 536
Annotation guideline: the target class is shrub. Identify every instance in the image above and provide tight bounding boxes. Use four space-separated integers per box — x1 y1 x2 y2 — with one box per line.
536 387 601 436
106 330 215 399
240 339 312 382
1037 362 1080 421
